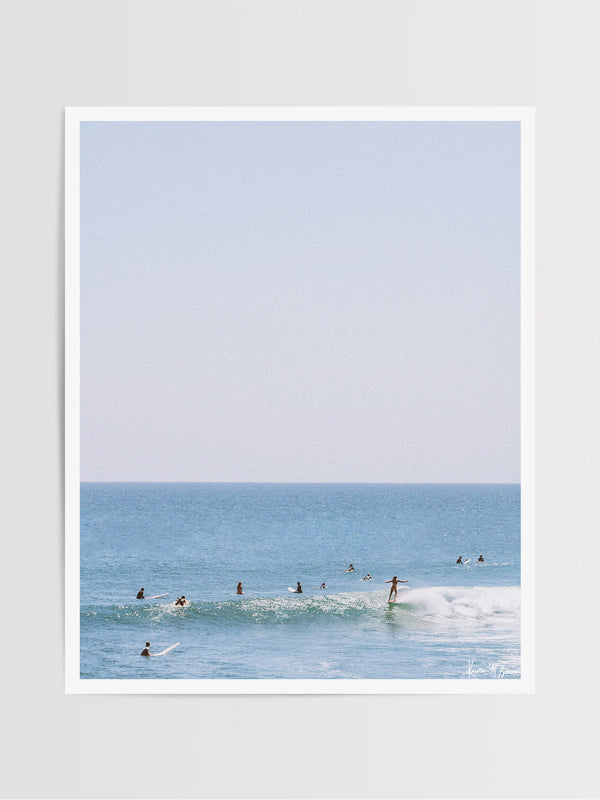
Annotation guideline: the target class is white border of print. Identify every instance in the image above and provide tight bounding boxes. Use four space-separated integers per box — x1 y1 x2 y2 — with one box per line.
65 106 535 695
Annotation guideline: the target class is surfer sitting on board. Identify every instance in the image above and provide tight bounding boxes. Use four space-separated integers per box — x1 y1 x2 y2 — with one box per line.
136 588 145 599
456 556 463 564
344 564 354 572
385 576 408 602
477 554 485 563
237 582 243 595
141 641 151 656
295 582 303 593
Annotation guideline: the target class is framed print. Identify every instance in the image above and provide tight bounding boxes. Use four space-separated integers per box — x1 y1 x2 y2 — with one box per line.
65 106 534 693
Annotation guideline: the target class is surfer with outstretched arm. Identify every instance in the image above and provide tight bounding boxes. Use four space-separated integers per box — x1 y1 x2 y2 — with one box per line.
385 576 408 602
141 641 151 656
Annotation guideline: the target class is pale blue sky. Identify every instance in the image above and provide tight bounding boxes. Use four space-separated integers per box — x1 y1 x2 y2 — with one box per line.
80 121 520 482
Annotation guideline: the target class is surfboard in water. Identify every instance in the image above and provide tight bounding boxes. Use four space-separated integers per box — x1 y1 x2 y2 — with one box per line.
154 642 179 656
288 587 302 593
151 593 168 599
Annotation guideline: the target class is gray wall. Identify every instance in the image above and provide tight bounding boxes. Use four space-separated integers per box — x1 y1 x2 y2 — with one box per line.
1 2 599 798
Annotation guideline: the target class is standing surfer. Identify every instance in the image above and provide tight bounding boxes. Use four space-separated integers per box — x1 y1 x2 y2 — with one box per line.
385 576 408 602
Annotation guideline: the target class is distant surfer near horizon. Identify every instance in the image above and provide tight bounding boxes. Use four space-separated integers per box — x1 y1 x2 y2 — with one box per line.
360 574 373 581
294 582 303 593
477 554 485 563
141 641 151 656
456 556 463 564
344 564 354 572
236 582 244 595
136 588 145 599
385 576 408 602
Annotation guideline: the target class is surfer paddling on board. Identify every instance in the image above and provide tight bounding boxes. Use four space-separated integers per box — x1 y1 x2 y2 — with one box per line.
360 574 373 581
344 564 354 572
385 576 408 602
141 642 151 656
136 588 145 599
175 595 188 606
236 582 244 595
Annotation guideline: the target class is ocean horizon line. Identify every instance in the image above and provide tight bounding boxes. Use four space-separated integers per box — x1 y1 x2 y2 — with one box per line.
80 480 521 486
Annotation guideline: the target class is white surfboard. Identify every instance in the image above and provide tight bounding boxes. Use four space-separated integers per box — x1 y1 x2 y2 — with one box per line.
151 593 168 599
154 642 179 656
288 587 301 593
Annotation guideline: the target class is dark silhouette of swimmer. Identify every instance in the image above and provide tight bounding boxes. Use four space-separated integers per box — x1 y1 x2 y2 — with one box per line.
295 582 303 593
237 582 243 595
385 576 408 601
175 595 188 606
320 583 326 589
478 554 485 563
344 564 354 572
456 556 463 564
141 641 151 656
136 588 145 599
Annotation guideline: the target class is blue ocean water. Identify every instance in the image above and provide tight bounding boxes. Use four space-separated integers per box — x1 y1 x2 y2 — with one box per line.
80 483 521 680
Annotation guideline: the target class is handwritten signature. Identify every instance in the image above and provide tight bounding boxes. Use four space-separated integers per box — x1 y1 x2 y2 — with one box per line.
467 659 519 679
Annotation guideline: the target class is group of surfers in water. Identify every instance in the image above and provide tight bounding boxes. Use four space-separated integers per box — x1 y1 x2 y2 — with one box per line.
136 563 411 605
138 556 487 617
